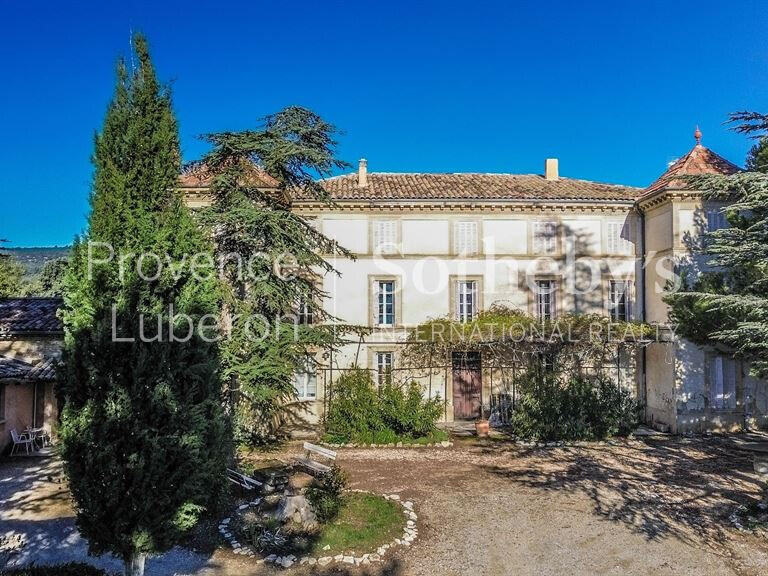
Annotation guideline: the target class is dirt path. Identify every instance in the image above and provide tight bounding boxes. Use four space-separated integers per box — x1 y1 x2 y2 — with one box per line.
3 437 768 575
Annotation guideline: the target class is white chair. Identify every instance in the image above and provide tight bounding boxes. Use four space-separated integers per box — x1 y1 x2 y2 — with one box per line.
10 429 34 455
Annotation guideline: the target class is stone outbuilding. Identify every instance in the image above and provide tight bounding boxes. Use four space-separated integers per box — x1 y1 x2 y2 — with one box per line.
0 298 63 453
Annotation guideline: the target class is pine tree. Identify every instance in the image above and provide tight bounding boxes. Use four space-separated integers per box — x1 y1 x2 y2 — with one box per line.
668 111 768 378
58 35 228 576
199 106 354 443
746 137 768 173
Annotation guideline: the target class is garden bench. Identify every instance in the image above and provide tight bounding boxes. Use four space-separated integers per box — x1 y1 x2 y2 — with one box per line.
294 442 336 475
226 468 262 491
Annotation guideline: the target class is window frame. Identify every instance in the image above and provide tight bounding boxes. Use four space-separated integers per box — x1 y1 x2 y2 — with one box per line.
293 358 317 400
706 208 728 233
375 351 394 387
456 280 478 323
706 353 738 411
608 280 632 322
369 276 401 328
534 278 557 321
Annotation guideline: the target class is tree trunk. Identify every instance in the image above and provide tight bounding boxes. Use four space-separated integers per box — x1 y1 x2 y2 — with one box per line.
125 552 146 576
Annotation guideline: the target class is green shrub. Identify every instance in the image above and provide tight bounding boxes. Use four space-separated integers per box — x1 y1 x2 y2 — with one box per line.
509 373 640 442
306 465 348 523
324 368 441 443
379 381 442 439
0 564 110 576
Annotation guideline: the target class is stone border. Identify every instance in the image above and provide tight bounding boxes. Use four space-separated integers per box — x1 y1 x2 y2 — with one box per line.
322 440 452 449
218 491 418 569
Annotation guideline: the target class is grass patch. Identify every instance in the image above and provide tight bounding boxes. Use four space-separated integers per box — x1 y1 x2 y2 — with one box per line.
311 492 403 554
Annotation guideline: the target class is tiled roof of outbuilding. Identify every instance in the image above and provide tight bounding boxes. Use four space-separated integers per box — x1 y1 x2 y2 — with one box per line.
0 298 63 337
0 355 56 381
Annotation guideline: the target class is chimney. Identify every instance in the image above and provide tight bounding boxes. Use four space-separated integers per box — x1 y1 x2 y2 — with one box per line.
545 158 559 181
358 158 368 187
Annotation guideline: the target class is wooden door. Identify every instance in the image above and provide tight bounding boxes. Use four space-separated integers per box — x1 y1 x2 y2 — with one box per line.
452 352 482 420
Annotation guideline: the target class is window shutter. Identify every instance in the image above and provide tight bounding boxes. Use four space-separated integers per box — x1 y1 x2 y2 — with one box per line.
455 222 477 255
607 222 619 254
533 222 556 254
711 356 724 409
455 282 462 320
374 221 397 254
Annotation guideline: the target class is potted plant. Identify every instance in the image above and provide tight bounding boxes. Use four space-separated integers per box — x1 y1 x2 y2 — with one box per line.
475 418 490 437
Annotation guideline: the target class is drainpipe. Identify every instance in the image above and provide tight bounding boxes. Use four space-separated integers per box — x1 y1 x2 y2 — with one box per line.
32 381 38 428
639 208 648 423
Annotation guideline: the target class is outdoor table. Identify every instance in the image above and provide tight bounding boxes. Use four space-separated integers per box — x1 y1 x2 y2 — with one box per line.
24 426 49 449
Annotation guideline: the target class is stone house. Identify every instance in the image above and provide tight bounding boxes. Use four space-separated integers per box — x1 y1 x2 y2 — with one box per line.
181 129 768 433
0 298 62 453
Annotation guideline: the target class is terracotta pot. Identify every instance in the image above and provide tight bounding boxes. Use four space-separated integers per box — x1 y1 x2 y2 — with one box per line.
475 419 490 437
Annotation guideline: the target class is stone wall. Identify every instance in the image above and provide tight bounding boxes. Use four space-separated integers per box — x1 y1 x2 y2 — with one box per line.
0 337 62 363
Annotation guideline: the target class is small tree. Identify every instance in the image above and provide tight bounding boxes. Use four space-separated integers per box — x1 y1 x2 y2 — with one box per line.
0 240 24 297
199 106 353 444
668 111 768 378
58 35 228 576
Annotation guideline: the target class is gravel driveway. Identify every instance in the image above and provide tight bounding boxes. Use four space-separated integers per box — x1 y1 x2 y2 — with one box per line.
2 436 768 575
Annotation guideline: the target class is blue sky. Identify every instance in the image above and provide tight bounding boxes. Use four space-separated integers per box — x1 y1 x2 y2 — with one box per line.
2 0 767 246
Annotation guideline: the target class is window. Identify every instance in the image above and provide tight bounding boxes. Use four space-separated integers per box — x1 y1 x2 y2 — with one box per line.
535 279 556 321
609 280 631 321
607 221 632 254
532 221 557 254
454 221 478 255
707 209 728 232
706 354 737 410
456 280 477 323
376 351 394 387
373 220 398 254
376 280 395 326
297 298 314 325
293 358 317 399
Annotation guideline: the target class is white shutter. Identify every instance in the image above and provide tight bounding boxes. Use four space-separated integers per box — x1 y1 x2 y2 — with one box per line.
374 221 397 254
711 356 724 409
532 222 543 254
533 222 556 254
455 222 477 255
724 357 736 409
607 222 620 254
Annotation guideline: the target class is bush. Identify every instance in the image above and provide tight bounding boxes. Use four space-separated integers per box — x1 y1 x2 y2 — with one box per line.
0 564 110 576
324 368 442 443
509 373 640 442
306 465 348 523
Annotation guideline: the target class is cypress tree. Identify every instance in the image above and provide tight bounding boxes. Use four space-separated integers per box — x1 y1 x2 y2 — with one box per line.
59 35 228 576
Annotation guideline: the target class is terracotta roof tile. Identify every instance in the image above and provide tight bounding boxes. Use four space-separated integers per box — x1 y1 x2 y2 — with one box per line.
314 173 640 202
179 162 640 203
644 144 741 195
0 298 63 337
178 163 280 189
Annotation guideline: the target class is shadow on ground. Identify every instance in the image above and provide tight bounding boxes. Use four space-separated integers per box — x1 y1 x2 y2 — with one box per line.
480 435 767 552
